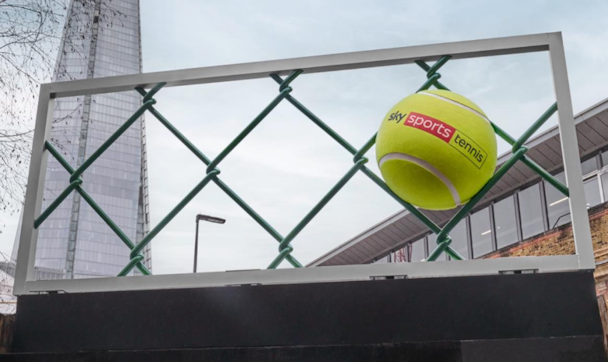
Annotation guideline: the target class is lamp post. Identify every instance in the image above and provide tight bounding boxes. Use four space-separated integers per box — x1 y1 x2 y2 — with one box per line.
194 214 226 273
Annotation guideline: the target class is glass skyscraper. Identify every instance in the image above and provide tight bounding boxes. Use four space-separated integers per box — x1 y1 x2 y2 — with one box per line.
11 0 151 278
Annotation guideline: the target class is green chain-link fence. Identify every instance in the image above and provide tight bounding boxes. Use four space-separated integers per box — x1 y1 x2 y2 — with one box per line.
33 55 569 276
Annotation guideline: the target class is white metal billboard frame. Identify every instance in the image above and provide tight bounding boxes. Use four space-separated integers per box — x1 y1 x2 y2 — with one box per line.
14 32 593 295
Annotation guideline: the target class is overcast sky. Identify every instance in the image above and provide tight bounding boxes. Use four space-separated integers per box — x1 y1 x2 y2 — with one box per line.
0 0 607 275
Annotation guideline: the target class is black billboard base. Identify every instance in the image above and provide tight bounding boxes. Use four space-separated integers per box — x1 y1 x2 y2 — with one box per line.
7 271 607 361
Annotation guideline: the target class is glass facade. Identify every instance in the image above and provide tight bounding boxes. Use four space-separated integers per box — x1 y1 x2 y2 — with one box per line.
449 222 469 259
584 178 601 208
518 184 545 239
378 152 608 264
410 239 425 262
471 208 493 257
11 0 151 278
546 173 570 228
494 195 517 249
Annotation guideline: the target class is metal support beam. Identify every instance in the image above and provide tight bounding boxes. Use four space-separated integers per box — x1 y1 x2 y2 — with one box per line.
47 33 552 98
14 86 54 296
548 33 595 269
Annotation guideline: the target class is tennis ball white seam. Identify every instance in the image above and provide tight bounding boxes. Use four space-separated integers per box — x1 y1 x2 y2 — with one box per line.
378 152 461 206
418 91 491 125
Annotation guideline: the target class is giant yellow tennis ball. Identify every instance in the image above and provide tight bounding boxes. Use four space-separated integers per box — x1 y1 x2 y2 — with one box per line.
376 90 497 210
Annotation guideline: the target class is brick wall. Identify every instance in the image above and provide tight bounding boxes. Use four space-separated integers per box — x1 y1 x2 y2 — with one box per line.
484 201 608 298
0 314 14 353
483 201 608 356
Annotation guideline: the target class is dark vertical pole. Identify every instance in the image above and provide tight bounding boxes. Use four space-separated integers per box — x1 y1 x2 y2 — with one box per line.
465 216 473 259
193 218 200 273
539 181 550 232
513 192 523 243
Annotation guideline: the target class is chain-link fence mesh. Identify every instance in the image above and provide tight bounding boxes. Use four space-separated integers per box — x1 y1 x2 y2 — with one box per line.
34 56 569 275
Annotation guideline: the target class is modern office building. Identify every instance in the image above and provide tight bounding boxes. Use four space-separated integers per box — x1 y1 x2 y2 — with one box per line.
10 0 151 278
311 97 608 296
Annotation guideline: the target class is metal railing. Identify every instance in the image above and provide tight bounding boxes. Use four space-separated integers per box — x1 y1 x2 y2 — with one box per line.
14 32 594 295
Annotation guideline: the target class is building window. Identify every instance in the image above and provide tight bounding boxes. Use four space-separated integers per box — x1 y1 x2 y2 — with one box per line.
581 156 599 176
410 239 425 262
601 150 608 168
449 221 469 259
426 234 436 259
518 184 545 239
471 207 493 257
545 173 570 228
494 196 518 249
584 176 601 208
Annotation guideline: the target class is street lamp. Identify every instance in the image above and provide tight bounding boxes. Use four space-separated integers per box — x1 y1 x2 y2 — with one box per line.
193 214 226 273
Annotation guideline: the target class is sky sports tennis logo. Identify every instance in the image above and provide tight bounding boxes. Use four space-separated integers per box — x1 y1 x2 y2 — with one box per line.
388 111 488 169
